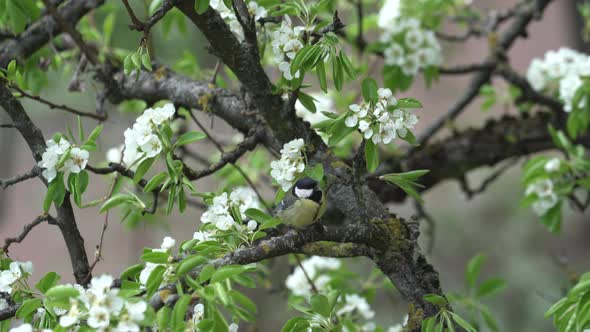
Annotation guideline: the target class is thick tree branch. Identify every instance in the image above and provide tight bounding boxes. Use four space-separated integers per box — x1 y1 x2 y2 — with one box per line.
0 0 105 69
371 111 589 202
0 81 91 284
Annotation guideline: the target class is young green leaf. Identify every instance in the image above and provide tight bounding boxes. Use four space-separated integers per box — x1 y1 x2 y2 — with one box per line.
175 131 206 147
134 157 156 184
364 140 380 173
361 77 379 104
99 193 133 213
397 97 423 108
298 92 317 113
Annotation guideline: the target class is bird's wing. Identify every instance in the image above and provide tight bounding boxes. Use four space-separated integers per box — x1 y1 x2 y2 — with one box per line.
273 191 298 216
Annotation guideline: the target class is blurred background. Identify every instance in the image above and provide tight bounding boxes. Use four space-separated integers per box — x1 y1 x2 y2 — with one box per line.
1 0 589 331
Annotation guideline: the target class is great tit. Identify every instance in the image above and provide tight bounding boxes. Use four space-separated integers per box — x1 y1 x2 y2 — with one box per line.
275 177 327 229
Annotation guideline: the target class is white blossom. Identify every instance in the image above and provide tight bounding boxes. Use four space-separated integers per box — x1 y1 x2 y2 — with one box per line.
381 17 442 74
526 179 559 216
88 305 111 329
271 16 305 80
345 88 418 145
161 236 176 251
247 220 258 231
38 137 88 182
378 0 400 28
526 47 590 112
544 158 561 172
270 138 306 191
9 324 33 332
200 187 262 233
122 103 175 166
193 230 213 242
0 262 23 293
193 303 205 324
106 144 124 163
59 299 82 327
337 294 375 320
248 1 267 20
229 323 239 332
285 256 341 298
64 147 89 173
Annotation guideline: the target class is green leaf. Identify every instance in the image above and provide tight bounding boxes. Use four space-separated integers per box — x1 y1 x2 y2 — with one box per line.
146 265 166 298
423 294 447 307
141 251 170 264
16 298 42 319
87 124 103 143
310 293 331 317
316 60 327 93
259 217 282 230
35 272 60 293
144 172 168 193
339 50 356 80
77 116 85 142
364 140 379 173
78 170 89 195
45 285 80 304
333 54 343 91
175 131 206 147
476 277 506 298
210 265 246 283
99 193 133 213
176 255 208 277
131 52 141 69
379 171 428 203
120 264 144 281
157 306 172 331
328 116 356 146
450 312 477 332
466 254 486 288
142 52 153 71
397 97 423 108
172 294 191 331
43 180 58 212
245 208 271 223
305 163 324 181
230 290 258 314
298 92 317 113
361 77 379 104
102 13 116 46
199 264 216 283
194 0 210 14
134 157 156 184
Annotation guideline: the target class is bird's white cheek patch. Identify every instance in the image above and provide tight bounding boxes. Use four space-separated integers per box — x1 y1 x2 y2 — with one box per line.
295 187 313 198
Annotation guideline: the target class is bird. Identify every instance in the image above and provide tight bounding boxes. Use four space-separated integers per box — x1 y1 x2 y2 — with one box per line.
274 177 327 229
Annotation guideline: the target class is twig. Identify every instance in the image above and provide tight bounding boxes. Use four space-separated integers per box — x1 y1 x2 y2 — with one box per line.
3 215 57 253
41 0 99 65
0 123 15 128
121 0 144 28
293 254 318 294
124 0 176 41
438 61 495 75
355 1 366 51
458 157 520 199
9 83 106 121
496 65 563 111
210 60 222 85
413 201 435 254
188 111 271 213
82 210 110 284
0 167 39 189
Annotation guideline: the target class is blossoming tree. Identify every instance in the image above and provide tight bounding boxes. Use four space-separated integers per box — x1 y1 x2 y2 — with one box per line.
0 0 589 331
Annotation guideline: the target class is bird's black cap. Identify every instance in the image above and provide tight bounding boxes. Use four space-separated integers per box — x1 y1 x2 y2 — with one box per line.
294 177 318 190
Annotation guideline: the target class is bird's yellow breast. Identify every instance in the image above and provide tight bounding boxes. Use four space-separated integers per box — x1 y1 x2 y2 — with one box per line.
277 198 324 229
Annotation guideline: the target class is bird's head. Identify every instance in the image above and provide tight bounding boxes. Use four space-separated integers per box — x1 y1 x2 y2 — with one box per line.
293 177 322 203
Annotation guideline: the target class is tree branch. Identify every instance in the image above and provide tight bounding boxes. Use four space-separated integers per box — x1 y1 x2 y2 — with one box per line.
0 166 39 189
3 214 57 253
0 81 91 284
0 0 105 69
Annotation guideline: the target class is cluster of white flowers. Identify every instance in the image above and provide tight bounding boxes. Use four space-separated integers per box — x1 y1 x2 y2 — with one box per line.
337 294 375 320
210 0 267 42
380 17 442 76
123 103 175 167
38 138 89 183
139 236 176 288
345 88 418 144
50 274 148 331
199 187 262 233
0 261 33 294
271 16 305 80
386 315 408 332
526 47 590 112
525 178 559 216
270 138 306 191
285 256 341 298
